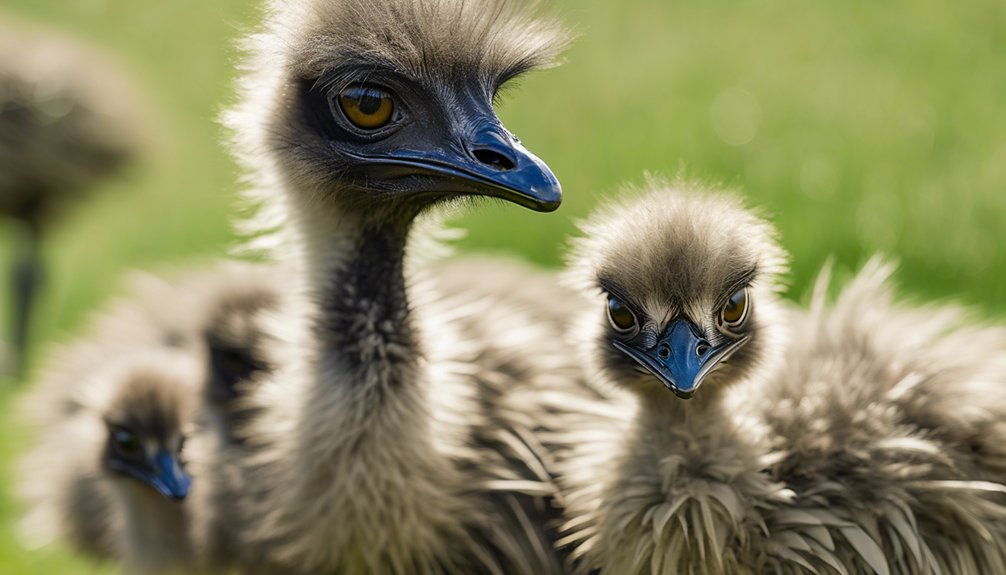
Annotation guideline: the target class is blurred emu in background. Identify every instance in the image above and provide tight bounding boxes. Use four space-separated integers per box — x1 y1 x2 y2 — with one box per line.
0 17 145 377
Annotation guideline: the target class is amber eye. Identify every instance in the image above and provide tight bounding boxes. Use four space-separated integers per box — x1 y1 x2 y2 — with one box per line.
718 287 750 334
606 295 638 335
112 429 141 458
337 85 394 130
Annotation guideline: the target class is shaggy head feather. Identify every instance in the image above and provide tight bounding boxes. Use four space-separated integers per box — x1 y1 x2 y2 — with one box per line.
273 0 570 86
100 357 195 449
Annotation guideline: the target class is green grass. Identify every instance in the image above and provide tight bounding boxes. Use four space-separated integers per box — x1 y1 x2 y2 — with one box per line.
1 0 1004 571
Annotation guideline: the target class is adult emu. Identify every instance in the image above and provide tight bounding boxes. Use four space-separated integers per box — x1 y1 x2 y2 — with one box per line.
218 1 579 573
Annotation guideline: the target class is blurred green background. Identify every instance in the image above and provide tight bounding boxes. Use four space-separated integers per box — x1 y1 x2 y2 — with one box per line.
0 0 1003 571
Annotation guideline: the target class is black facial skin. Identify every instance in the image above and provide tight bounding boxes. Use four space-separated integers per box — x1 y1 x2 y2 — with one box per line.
291 62 562 214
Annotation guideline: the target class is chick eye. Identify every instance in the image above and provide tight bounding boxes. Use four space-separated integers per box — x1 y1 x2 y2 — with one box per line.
718 287 750 334
112 429 141 458
606 295 638 335
337 85 394 130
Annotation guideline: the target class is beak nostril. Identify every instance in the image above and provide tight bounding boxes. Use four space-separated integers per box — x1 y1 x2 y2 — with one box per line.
696 342 710 357
657 345 671 360
472 148 516 171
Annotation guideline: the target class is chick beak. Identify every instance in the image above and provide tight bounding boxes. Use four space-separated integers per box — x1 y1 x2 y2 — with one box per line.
613 319 750 399
144 449 191 502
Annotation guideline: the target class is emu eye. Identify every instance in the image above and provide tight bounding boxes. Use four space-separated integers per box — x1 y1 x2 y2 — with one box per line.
112 429 141 458
337 85 394 130
606 295 638 335
718 287 750 334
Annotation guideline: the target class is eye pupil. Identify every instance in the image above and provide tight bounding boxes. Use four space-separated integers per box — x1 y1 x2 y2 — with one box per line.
719 288 750 332
724 300 740 320
356 93 382 115
607 296 638 333
113 430 140 456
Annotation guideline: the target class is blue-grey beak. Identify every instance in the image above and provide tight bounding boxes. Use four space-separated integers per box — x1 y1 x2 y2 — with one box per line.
612 319 750 399
350 123 562 213
144 449 191 501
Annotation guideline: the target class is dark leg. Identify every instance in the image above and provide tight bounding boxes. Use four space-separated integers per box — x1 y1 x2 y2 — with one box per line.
7 216 42 379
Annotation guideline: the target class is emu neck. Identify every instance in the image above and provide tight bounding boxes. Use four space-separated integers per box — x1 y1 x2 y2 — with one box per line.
627 384 748 456
635 385 732 437
114 482 190 574
277 202 467 570
295 202 433 441
309 211 418 390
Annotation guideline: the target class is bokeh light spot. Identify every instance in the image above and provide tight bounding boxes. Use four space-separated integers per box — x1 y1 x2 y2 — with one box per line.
710 87 761 147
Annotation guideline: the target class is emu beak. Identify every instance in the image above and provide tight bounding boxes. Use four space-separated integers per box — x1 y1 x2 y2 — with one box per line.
357 123 562 212
612 319 750 399
144 449 191 501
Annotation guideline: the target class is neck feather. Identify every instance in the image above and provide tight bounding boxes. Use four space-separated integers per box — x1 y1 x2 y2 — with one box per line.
319 221 414 361
298 203 424 392
636 381 729 421
114 482 190 572
288 198 446 453
259 197 469 572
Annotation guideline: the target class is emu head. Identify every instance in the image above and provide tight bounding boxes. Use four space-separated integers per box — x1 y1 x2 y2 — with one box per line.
240 0 571 222
567 180 789 400
99 357 195 502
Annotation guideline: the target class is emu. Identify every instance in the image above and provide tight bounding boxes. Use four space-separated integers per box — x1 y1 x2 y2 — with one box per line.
19 262 280 571
0 19 143 376
555 179 1006 574
18 352 197 574
213 0 582 572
